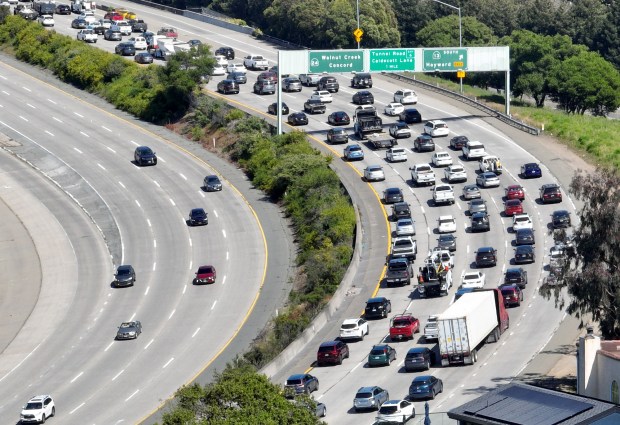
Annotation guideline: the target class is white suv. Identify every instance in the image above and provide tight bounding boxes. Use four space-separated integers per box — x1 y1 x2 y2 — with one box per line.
20 395 55 423
423 120 450 137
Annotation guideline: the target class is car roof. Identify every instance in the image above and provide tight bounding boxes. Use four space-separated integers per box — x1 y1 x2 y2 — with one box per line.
553 209 570 215
471 212 487 218
342 318 361 325
28 395 50 401
516 245 534 251
357 385 379 392
478 246 495 252
367 297 387 303
319 340 339 347
407 347 429 354
287 373 306 380
117 264 132 270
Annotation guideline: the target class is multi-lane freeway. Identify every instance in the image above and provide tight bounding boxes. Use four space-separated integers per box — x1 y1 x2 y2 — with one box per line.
0 1 593 424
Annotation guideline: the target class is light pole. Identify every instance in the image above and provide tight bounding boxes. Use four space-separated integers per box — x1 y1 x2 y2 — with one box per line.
430 0 463 92
356 0 360 49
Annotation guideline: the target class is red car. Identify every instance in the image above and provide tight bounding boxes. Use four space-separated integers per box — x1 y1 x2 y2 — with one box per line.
104 12 124 21
317 340 349 366
194 265 216 284
157 26 178 39
504 199 524 216
389 314 420 341
505 184 525 200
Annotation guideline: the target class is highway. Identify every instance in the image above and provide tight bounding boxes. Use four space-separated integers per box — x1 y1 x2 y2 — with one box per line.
1 2 586 424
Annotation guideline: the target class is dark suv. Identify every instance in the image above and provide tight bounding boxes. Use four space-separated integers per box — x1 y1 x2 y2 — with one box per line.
504 267 528 288
227 71 247 84
113 265 136 287
353 91 374 105
365 297 392 319
413 134 435 152
391 202 411 220
134 146 157 166
471 211 490 232
540 183 562 203
399 108 422 123
215 46 235 59
316 340 349 366
404 347 433 372
217 79 239 94
115 42 136 56
475 246 497 267
351 72 373 88
317 76 339 93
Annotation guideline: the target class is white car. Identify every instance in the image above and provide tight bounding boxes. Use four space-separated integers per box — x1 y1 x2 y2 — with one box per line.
310 90 333 103
98 19 113 30
116 20 133 35
214 55 228 66
393 89 418 104
476 171 501 188
512 213 534 231
20 395 55 424
461 271 486 289
76 29 97 43
339 318 369 340
386 147 407 162
226 62 246 73
444 164 467 183
363 165 385 182
431 151 453 167
424 120 450 137
79 12 97 24
128 36 147 50
438 215 457 233
384 102 404 116
211 63 226 76
38 14 55 27
388 122 411 139
395 218 415 236
377 399 415 423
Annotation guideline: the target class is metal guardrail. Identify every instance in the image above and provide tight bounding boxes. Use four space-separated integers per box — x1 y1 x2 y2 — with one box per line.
384 73 541 135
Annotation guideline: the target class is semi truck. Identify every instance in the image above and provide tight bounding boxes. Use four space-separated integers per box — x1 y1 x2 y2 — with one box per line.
437 288 509 366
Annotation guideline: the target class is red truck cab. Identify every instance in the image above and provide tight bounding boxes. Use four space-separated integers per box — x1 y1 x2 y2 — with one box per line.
389 314 420 341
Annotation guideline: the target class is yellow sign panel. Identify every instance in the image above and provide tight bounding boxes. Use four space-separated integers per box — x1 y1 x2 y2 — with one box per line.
353 28 364 38
354 34 362 43
453 61 464 67
457 70 466 78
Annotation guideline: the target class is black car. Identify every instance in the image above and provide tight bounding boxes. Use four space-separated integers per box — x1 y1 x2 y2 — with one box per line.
215 46 235 60
227 71 247 84
383 187 404 204
113 265 136 287
134 146 157 166
515 228 535 245
134 52 154 64
475 246 497 267
288 112 308 126
55 4 71 14
115 42 136 56
72 19 89 29
504 267 528 288
188 208 208 226
129 19 148 32
540 183 562 203
515 245 535 264
351 72 373 88
187 39 202 47
104 29 122 41
404 347 433 372
438 233 457 252
450 135 469 150
391 202 411 220
471 211 490 232
328 111 350 126
365 297 392 319
552 210 571 228
413 134 435 152
399 108 422 124
268 102 289 115
217 79 239 94
203 175 223 192
326 128 348 144
352 90 374 105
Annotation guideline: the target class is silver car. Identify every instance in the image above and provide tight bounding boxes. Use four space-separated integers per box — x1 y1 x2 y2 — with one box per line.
476 171 501 188
116 321 142 340
203 175 223 191
353 386 389 412
468 198 487 215
363 165 385 182
395 218 415 236
283 77 302 92
462 184 481 199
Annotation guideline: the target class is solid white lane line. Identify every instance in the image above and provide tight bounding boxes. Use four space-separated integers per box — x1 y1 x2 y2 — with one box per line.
168 309 175 319
53 116 62 123
135 200 141 208
80 131 89 138
102 125 112 132
104 342 114 352
169 198 175 206
74 112 83 118
69 403 85 414
179 173 187 180
192 328 200 338
163 358 174 368
107 146 116 153
125 390 139 402
112 369 125 381
70 372 83 383
144 339 154 349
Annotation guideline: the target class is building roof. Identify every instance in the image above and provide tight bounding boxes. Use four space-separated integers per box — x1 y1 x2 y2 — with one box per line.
448 382 620 425
599 341 620 361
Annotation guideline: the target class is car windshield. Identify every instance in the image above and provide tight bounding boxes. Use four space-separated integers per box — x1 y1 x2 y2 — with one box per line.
393 320 410 327
341 323 357 329
379 405 398 414
407 352 423 359
356 392 372 398
198 266 214 274
501 289 515 296
318 345 335 352
25 402 42 410
398 219 413 226
389 262 407 271
371 348 386 355
349 146 361 151
439 234 454 242
464 273 479 280
436 123 448 128
394 240 411 247
286 379 302 385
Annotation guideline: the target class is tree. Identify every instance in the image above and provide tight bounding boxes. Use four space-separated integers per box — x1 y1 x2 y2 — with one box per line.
462 0 520 38
593 0 620 69
563 0 608 51
415 15 496 48
390 0 438 47
540 169 620 340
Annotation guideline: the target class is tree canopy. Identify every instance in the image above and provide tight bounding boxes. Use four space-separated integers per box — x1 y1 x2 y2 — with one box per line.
415 15 496 48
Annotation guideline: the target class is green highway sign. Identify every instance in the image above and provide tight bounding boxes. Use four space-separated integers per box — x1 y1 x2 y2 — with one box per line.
369 49 415 72
308 50 364 73
423 48 468 71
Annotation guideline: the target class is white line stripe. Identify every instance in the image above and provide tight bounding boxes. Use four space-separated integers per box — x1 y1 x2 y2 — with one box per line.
53 116 62 123
153 239 157 248
69 403 85 414
70 372 83 383
168 309 176 319
1 90 9 95
169 198 175 206
153 180 160 187
145 286 150 295
135 200 141 207
129 312 136 321
211 300 217 310
26 103 35 109
179 173 187 180
73 147 82 154
80 131 89 137
152 262 156 271
125 389 139 402
163 358 174 368
192 328 200 338
119 181 125 189
112 369 125 381
104 342 114 352
47 98 56 104
19 116 28 121
102 125 112 132
45 130 54 136
222 229 227 238
107 146 116 153
22 86 31 92
222 276 226 285
74 112 84 118
97 163 105 170
144 339 154 349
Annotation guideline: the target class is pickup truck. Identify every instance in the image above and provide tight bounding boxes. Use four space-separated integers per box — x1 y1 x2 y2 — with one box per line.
243 55 269 70
432 184 455 205
386 147 407 163
410 163 436 186
389 314 420 341
391 236 417 260
299 73 320 86
366 133 397 150
479 155 503 174
385 257 413 287
424 315 439 341
76 29 98 43
303 99 326 114
130 19 148 33
462 140 486 161
353 108 383 140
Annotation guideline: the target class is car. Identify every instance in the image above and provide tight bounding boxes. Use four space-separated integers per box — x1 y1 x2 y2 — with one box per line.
505 184 525 200
134 145 157 165
476 171 500 188
386 147 407 163
404 347 433 372
408 375 443 400
438 215 457 233
226 62 246 73
504 199 524 216
116 321 142 340
129 19 148 33
115 42 136 56
76 29 97 43
310 90 333 103
303 99 326 114
444 164 467 183
450 135 469 150
521 162 542 178
284 374 319 395
343 144 364 160
128 36 147 50
157 26 178 38
384 102 404 116
353 386 389 412
423 120 449 137
115 9 137 20
317 75 339 92
268 102 289 115
432 151 453 167
326 128 348 144
282 77 302 92
515 228 535 245
383 187 404 204
203 175 222 192
363 165 385 182
299 73 320 86
288 112 308 126
471 211 490 232
352 90 374 105
72 19 90 29
115 20 133 36
253 80 276 95
391 202 411 220
55 4 71 14
438 233 457 252
512 213 534 231
461 271 486 289
393 89 417 104
194 265 216 284
20 395 55 424
104 11 124 21
368 344 397 367
413 134 435 152
462 184 481 200
540 183 562 203
213 55 228 66
504 267 528 288
395 218 415 236
113 264 136 287
217 79 239 94
399 108 422 123
389 122 411 139
339 318 369 340
327 111 350 126
365 296 391 319
515 245 536 264
134 52 153 64
215 46 235 59
476 246 497 267
188 208 208 226
227 71 247 84
78 12 97 24
38 14 55 26
552 210 572 228
500 284 524 307
376 399 415 423
208 63 226 76
351 72 373 88
316 340 349 366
